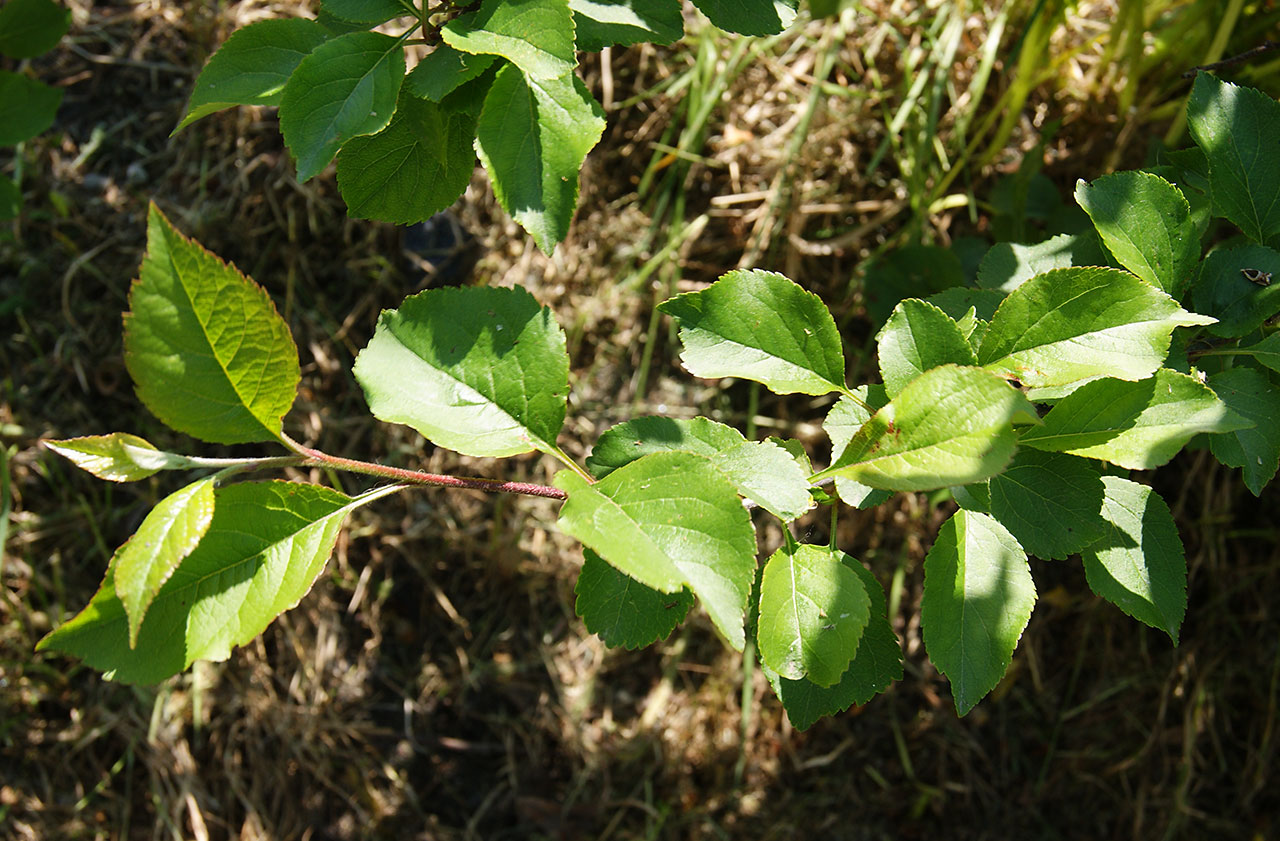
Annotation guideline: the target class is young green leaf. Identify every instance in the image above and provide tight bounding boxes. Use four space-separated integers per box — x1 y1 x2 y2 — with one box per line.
353 284 568 458
876 298 978 396
554 452 758 650
1187 73 1280 248
757 543 870 686
0 0 70 59
763 555 902 730
125 204 300 445
921 510 1035 716
690 0 796 36
586 416 813 521
975 232 1108 293
658 269 847 395
475 66 605 254
988 450 1107 560
1018 368 1250 469
1075 172 1199 298
278 31 406 182
575 549 693 649
570 0 683 50
44 433 180 482
321 0 409 24
812 366 1037 492
113 478 216 648
977 266 1215 395
336 92 477 224
442 0 576 81
174 19 331 133
404 45 496 102
38 482 399 683
1188 245 1280 338
1082 476 1185 643
824 388 892 509
1207 367 1280 496
0 70 62 146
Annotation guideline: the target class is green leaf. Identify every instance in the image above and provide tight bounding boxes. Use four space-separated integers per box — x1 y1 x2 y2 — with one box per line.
1018 368 1250 469
988 450 1106 560
1075 172 1199 298
475 66 605 254
1188 245 1280 338
442 0 576 81
278 31 405 182
404 45 496 102
812 366 1037 493
321 0 408 24
659 269 847 396
1237 332 1280 374
1082 477 1185 643
824 388 892 509
124 204 300 445
336 92 477 224
174 19 331 133
38 482 398 683
921 510 1035 715
586 416 813 521
0 0 69 59
0 173 19 220
0 70 62 145
575 548 693 649
114 478 216 648
861 245 966 327
975 232 1108 293
44 433 171 482
757 543 870 686
1187 73 1280 248
570 0 683 50
1207 367 1280 495
977 267 1215 395
924 287 1006 323
554 452 758 650
353 284 568 458
764 555 901 729
690 0 796 36
876 298 978 396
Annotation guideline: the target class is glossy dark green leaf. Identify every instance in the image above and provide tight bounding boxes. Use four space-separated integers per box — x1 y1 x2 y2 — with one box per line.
0 0 69 59
353 284 568 458
321 0 408 24
175 19 330 132
404 45 496 102
1207 367 1280 495
336 92 476 224
1236 332 1280 374
575 548 693 649
659 269 847 395
1082 477 1185 643
921 510 1035 715
988 450 1106 560
0 70 61 145
690 0 796 35
1189 245 1280 338
570 0 683 50
124 205 300 445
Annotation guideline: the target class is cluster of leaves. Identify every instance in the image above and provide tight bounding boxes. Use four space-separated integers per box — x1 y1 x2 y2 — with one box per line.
0 0 70 219
174 0 797 253
39 73 1280 728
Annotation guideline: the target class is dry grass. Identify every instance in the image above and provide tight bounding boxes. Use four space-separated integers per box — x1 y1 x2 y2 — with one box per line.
3 1 1278 839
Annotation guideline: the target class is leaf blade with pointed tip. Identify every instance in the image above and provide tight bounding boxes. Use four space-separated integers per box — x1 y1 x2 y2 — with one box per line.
757 543 870 686
475 66 605 254
442 0 576 80
1082 476 1185 643
569 0 683 50
353 285 568 458
813 366 1037 492
174 19 331 132
1075 171 1199 298
44 434 168 482
1018 368 1250 469
876 298 978 396
575 548 693 649
38 482 399 684
124 205 300 445
977 266 1214 394
555 452 758 650
659 269 847 396
689 0 796 36
278 31 406 183
921 510 1035 715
